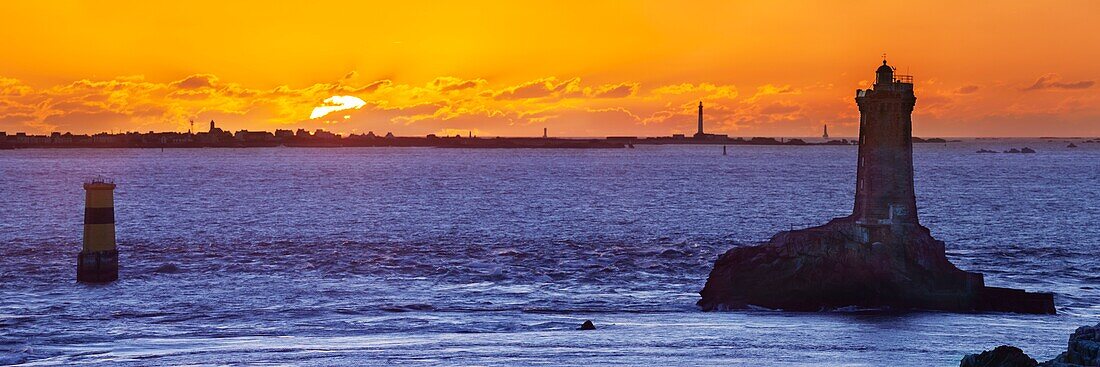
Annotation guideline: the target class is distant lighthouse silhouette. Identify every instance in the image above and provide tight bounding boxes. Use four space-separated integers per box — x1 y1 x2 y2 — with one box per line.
695 101 704 137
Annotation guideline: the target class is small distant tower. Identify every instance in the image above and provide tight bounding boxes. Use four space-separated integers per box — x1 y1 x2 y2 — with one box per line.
78 179 118 283
543 127 548 138
695 101 704 137
823 124 829 138
209 120 216 132
853 58 917 226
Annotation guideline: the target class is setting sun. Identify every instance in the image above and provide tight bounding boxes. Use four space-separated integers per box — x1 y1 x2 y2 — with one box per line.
310 96 367 120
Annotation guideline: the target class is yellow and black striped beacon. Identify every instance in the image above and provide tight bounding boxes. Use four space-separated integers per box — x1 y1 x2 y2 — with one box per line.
78 177 118 282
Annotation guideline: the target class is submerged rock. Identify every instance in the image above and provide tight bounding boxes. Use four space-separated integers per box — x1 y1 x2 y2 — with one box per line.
1021 147 1037 153
698 217 1055 313
960 346 1038 367
579 320 596 330
153 263 181 274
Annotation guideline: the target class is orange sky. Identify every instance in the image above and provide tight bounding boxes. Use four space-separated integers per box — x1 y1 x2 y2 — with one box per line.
1 0 1098 137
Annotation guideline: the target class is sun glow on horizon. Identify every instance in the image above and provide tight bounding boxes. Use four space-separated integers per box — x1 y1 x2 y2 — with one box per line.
310 96 367 120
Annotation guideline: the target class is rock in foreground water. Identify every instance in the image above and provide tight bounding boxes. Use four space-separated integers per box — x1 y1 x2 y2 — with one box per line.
960 346 1037 367
960 323 1100 367
1042 323 1100 366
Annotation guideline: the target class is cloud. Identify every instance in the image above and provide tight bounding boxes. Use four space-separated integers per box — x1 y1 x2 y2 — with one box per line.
0 77 32 96
954 85 980 94
491 77 565 100
587 83 637 98
652 83 738 99
745 84 800 102
171 74 219 89
1023 74 1094 91
430 77 486 92
356 80 392 94
758 102 801 115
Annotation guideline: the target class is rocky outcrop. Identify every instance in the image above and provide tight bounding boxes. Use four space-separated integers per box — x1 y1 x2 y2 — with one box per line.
960 323 1100 367
1041 323 1100 366
578 320 596 330
698 216 1055 313
960 346 1038 367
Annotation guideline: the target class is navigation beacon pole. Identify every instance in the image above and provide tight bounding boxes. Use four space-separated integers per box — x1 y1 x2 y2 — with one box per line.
78 179 119 283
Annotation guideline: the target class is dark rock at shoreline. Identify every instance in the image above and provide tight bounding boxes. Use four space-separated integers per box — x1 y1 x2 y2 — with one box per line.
698 216 1055 313
977 149 998 153
960 323 1100 367
1021 147 1036 153
960 346 1038 367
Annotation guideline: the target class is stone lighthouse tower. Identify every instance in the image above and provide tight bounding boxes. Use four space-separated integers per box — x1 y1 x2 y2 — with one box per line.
853 59 917 226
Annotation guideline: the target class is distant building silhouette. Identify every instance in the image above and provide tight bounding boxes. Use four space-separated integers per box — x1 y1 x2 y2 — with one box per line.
823 124 829 138
312 129 338 139
234 130 275 142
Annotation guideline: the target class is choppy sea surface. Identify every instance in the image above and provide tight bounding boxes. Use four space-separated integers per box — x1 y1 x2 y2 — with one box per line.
1 138 1098 366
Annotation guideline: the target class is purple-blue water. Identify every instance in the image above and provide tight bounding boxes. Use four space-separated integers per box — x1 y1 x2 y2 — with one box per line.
1 139 1098 366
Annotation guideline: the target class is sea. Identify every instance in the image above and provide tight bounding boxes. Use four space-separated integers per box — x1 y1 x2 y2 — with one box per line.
1 138 1097 366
